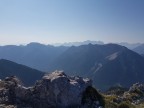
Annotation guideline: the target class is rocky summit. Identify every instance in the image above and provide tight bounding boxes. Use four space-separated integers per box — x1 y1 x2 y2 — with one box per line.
0 71 104 108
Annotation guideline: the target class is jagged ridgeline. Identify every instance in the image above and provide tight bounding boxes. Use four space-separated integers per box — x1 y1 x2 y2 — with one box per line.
0 71 105 108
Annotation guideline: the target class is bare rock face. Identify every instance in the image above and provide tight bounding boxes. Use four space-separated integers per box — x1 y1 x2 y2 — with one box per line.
129 83 144 93
0 71 104 108
32 71 92 107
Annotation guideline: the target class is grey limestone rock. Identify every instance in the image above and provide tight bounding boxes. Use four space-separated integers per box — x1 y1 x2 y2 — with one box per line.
0 71 104 108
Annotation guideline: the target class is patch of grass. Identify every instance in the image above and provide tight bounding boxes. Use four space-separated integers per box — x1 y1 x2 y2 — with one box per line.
118 102 135 108
135 103 144 108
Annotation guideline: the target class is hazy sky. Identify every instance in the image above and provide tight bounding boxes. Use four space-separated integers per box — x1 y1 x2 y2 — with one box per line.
0 0 144 45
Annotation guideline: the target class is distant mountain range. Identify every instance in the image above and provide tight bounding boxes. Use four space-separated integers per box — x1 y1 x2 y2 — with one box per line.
117 42 141 49
53 40 104 46
0 42 68 71
133 44 144 55
52 40 142 49
49 44 144 90
0 59 44 86
0 42 144 90
0 41 142 72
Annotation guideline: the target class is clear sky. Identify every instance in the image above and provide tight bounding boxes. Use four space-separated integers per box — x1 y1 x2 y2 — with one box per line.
0 0 144 45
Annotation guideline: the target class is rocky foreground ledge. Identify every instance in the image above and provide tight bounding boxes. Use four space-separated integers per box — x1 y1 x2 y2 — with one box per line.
0 71 104 108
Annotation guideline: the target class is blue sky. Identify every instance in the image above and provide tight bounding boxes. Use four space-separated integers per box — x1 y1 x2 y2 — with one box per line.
0 0 144 45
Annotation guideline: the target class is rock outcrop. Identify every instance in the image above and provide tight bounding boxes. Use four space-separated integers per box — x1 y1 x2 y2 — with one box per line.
0 71 104 108
104 83 144 106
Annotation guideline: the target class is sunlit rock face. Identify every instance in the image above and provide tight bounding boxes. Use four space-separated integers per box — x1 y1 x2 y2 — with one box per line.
0 71 106 108
32 71 92 107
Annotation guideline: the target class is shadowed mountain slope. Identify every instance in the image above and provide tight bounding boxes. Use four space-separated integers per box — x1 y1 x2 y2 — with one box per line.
0 59 44 86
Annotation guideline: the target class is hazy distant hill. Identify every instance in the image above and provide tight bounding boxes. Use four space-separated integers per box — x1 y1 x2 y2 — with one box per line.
0 42 68 71
49 44 144 90
133 44 144 54
53 40 104 46
0 59 44 86
117 42 141 49
53 40 142 50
